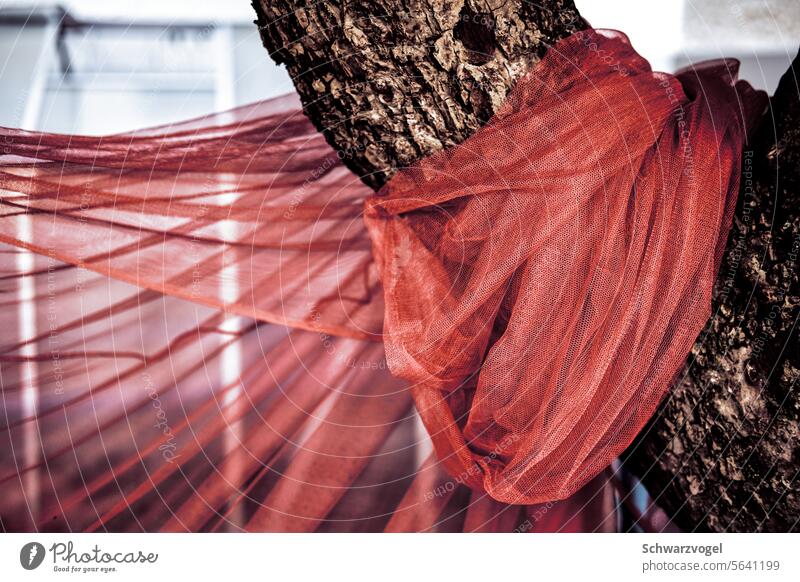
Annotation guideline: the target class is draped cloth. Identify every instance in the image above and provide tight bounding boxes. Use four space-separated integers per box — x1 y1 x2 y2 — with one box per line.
364 29 767 504
0 30 765 531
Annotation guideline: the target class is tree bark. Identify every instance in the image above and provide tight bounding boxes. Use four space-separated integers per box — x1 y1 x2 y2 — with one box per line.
251 0 584 189
251 0 800 531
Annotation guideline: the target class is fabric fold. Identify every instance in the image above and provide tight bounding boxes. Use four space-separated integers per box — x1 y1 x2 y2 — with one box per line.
364 29 767 504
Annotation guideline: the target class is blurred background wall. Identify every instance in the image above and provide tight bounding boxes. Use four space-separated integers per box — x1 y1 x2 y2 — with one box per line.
0 0 293 132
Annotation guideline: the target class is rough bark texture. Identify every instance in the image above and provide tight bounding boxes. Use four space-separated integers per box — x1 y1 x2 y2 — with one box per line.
625 53 800 533
252 0 584 189
252 1 800 531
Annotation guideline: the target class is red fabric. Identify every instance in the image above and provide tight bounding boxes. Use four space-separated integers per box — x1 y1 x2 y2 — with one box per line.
364 29 766 504
0 94 383 340
0 29 765 530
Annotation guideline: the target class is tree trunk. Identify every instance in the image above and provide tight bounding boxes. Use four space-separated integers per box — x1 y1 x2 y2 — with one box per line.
251 0 799 531
251 0 584 189
624 53 800 533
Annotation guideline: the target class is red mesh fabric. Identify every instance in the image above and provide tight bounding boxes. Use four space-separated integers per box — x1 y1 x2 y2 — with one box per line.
0 29 766 530
364 29 767 503
0 94 382 340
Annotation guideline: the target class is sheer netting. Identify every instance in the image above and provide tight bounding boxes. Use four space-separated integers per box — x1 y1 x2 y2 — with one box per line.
0 29 765 531
366 30 766 504
0 93 384 340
